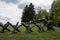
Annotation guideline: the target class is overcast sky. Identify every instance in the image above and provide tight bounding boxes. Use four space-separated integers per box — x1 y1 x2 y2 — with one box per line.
0 0 54 25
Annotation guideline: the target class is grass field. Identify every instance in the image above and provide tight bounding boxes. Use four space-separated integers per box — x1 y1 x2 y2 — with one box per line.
0 26 60 40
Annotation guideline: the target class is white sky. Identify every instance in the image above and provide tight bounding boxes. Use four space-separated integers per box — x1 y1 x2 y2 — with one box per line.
0 0 54 25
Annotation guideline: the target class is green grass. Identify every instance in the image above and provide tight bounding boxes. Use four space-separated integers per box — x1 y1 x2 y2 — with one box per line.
0 26 60 40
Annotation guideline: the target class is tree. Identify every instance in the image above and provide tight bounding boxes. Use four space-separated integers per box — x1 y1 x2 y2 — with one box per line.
50 0 60 27
35 8 48 21
21 5 29 22
21 3 35 22
50 0 56 20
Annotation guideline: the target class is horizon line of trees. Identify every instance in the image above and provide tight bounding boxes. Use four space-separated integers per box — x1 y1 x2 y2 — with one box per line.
21 0 60 27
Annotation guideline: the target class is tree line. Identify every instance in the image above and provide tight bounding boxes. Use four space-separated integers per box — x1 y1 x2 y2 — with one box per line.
21 0 60 27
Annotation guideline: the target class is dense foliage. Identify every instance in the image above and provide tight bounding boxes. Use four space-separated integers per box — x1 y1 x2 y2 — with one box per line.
50 0 60 27
21 3 35 22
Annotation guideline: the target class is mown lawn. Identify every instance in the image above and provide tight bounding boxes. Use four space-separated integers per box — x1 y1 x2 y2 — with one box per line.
0 26 60 40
